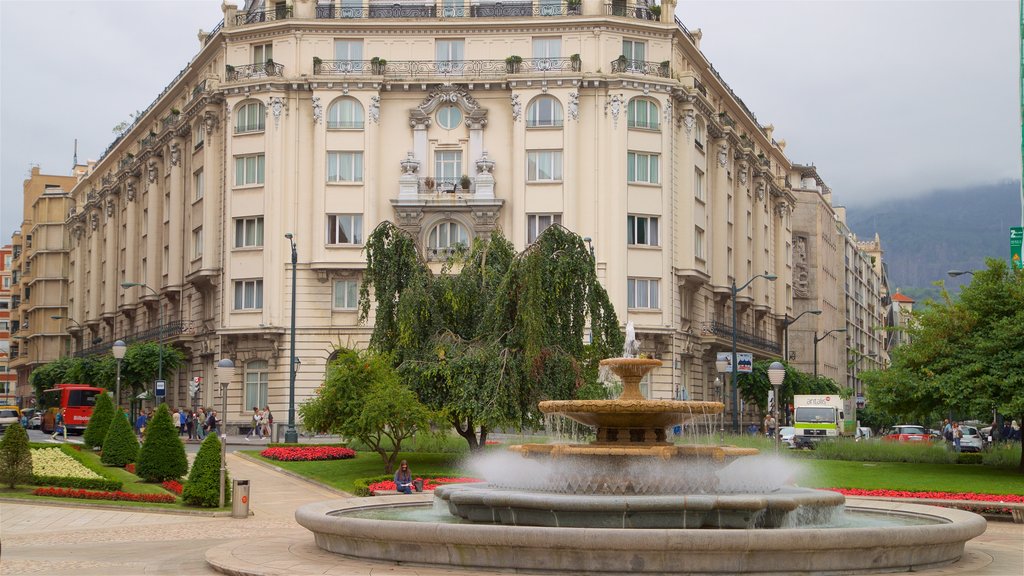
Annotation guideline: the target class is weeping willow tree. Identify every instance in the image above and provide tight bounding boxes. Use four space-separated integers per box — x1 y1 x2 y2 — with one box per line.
359 221 623 450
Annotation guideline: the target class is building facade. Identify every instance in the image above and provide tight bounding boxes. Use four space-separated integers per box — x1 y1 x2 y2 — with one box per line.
63 0 814 432
7 167 79 406
0 244 14 403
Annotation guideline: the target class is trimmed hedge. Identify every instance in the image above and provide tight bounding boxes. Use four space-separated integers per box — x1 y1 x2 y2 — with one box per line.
183 432 229 507
267 442 348 448
137 404 187 482
352 475 393 497
32 475 122 491
957 452 984 465
0 423 34 488
101 407 139 467
83 391 115 449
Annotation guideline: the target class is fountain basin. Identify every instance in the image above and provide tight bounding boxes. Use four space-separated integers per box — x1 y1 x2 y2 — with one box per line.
296 496 987 574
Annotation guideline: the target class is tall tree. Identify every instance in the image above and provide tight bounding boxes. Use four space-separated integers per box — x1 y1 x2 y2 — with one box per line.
736 360 840 419
359 222 623 450
862 258 1024 470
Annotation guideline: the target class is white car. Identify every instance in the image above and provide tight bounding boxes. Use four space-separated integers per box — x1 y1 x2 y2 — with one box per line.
958 426 984 453
778 426 797 448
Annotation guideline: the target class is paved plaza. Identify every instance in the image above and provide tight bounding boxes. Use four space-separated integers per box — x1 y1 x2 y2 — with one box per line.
2 453 1022 576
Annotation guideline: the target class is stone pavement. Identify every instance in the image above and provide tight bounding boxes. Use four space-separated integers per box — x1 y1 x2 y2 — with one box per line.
3 455 1022 576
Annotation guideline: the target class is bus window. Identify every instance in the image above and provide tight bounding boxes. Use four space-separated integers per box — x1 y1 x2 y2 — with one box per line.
68 389 100 407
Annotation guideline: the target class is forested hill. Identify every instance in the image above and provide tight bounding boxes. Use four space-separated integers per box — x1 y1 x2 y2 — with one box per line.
845 181 1021 302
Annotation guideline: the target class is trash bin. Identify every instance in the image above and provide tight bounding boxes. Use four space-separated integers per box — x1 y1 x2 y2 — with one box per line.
413 478 424 492
232 479 250 518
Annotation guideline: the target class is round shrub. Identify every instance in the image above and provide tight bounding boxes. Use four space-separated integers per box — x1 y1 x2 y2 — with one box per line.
101 407 139 467
183 432 230 507
137 404 188 482
0 423 33 488
83 391 115 449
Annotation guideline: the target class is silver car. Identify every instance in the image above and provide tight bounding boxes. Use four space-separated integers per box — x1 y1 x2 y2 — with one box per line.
959 426 983 453
778 426 797 448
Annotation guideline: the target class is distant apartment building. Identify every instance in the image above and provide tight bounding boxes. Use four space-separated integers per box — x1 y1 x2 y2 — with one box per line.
7 167 78 405
55 0 894 433
890 291 915 346
0 244 14 403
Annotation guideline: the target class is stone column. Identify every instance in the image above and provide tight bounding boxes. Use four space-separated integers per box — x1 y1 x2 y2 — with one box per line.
103 196 118 316
168 138 185 289
751 170 766 295
124 179 139 307
773 196 788 312
202 112 220 267
88 209 101 318
709 135 729 287
146 160 161 290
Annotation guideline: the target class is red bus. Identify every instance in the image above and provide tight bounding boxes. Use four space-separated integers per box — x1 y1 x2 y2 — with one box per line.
40 384 104 434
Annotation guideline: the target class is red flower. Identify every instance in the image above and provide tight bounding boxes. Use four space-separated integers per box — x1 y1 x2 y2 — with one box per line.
32 486 176 503
828 488 1024 513
125 463 136 474
161 480 184 495
260 446 356 461
367 476 483 495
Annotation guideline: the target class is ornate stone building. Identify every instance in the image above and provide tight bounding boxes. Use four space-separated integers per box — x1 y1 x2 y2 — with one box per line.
63 0 806 432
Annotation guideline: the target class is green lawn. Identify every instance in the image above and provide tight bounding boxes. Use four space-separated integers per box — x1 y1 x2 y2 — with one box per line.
795 459 1024 495
246 450 464 493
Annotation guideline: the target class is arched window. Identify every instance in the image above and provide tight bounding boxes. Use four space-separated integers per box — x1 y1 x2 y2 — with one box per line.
244 360 269 410
526 96 563 128
427 221 469 257
627 98 659 130
235 100 266 134
327 97 364 129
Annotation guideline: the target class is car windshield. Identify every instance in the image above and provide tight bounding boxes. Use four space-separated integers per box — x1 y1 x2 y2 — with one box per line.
779 427 795 435
963 427 978 435
795 407 835 423
0 410 19 418
895 426 925 435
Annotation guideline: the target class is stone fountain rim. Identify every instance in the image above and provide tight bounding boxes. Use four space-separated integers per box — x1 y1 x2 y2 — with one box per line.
539 399 723 414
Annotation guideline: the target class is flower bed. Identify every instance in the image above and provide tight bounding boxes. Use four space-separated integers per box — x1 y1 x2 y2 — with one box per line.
367 476 482 495
32 487 176 503
260 446 356 461
831 488 1024 514
162 480 183 495
31 448 101 479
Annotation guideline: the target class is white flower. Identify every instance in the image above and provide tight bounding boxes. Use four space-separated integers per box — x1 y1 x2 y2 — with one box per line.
30 448 101 479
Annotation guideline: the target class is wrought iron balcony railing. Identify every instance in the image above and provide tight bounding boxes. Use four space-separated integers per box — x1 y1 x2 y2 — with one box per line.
191 79 208 99
118 156 135 172
314 59 379 75
315 57 580 77
73 320 191 358
419 177 474 194
700 319 781 355
314 2 582 20
234 5 292 25
226 62 285 81
610 58 670 77
605 2 657 21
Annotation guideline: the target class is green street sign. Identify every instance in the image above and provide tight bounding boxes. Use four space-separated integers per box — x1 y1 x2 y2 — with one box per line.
1012 227 1023 270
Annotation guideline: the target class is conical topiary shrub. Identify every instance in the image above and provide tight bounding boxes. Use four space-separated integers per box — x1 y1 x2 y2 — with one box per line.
0 423 33 488
137 404 187 482
101 406 139 467
183 432 230 507
83 391 115 449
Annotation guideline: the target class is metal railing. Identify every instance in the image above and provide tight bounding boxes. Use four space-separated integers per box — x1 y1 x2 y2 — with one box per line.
314 2 582 19
73 320 191 358
701 319 781 355
234 5 292 25
226 62 285 81
605 2 657 21
314 59 378 75
192 79 208 99
419 177 474 193
610 58 670 77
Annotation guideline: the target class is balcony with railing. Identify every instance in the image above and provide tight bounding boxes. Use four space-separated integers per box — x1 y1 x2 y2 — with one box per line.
700 318 781 355
234 4 292 25
610 58 670 78
418 177 475 195
605 1 657 20
225 62 285 81
73 320 192 358
312 1 582 20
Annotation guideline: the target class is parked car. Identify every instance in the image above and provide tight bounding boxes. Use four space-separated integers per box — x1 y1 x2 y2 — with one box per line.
855 427 873 441
979 426 994 446
958 426 984 453
883 425 932 443
21 408 42 430
0 406 22 432
778 426 797 448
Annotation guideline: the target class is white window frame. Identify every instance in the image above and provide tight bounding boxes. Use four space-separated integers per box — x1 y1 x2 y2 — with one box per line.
326 214 363 245
235 101 266 134
244 360 269 410
436 39 465 62
526 150 563 182
627 98 659 130
627 277 660 309
695 226 706 260
436 106 463 130
627 215 659 247
532 37 561 67
234 217 265 248
621 39 646 70
695 120 705 150
694 168 705 200
527 213 562 244
333 39 364 61
527 96 563 128
193 168 204 201
234 279 264 310
327 98 364 130
192 227 203 259
253 43 273 64
234 154 265 186
627 152 659 184
333 279 358 310
193 122 205 149
434 150 463 181
428 221 469 251
326 151 364 183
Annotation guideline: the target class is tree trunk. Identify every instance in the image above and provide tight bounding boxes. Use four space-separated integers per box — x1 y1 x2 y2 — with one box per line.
453 415 489 451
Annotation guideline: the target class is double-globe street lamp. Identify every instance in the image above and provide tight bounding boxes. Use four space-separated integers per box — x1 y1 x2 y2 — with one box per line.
284 233 299 444
216 358 234 508
730 274 777 433
813 328 847 381
767 361 786 452
121 282 163 403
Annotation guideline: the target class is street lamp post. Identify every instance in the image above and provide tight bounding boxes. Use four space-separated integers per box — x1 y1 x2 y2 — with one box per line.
731 274 777 433
767 361 786 453
782 309 821 364
216 358 234 508
813 328 847 381
714 357 729 443
849 351 877 432
112 340 127 410
121 282 163 403
51 315 84 356
284 234 299 444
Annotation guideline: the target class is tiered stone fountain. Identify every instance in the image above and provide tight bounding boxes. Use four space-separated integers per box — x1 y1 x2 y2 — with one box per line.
296 337 987 574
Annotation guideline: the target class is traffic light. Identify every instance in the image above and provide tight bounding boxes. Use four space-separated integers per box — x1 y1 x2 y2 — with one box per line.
188 376 201 397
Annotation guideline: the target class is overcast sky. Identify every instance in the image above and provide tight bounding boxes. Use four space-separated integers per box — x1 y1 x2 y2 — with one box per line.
1 0 1019 239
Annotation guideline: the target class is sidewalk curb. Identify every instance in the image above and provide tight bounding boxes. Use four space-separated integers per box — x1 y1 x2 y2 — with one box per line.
231 451 354 498
0 496 233 517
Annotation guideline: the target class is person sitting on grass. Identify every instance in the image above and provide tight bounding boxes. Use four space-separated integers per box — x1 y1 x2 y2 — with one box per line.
394 460 414 494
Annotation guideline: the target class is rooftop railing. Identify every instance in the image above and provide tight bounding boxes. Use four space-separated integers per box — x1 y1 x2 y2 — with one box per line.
312 1 582 20
234 5 292 25
226 62 285 81
605 2 657 21
610 58 670 77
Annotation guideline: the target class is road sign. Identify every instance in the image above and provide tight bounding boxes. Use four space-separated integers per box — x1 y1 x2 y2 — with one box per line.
1011 227 1023 270
736 353 753 373
716 352 733 373
155 379 166 397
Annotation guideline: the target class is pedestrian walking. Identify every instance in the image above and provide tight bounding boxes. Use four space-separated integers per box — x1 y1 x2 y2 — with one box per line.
196 408 207 440
179 409 187 436
205 409 218 435
246 407 263 440
50 408 67 441
261 406 273 439
952 421 963 453
763 415 777 439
